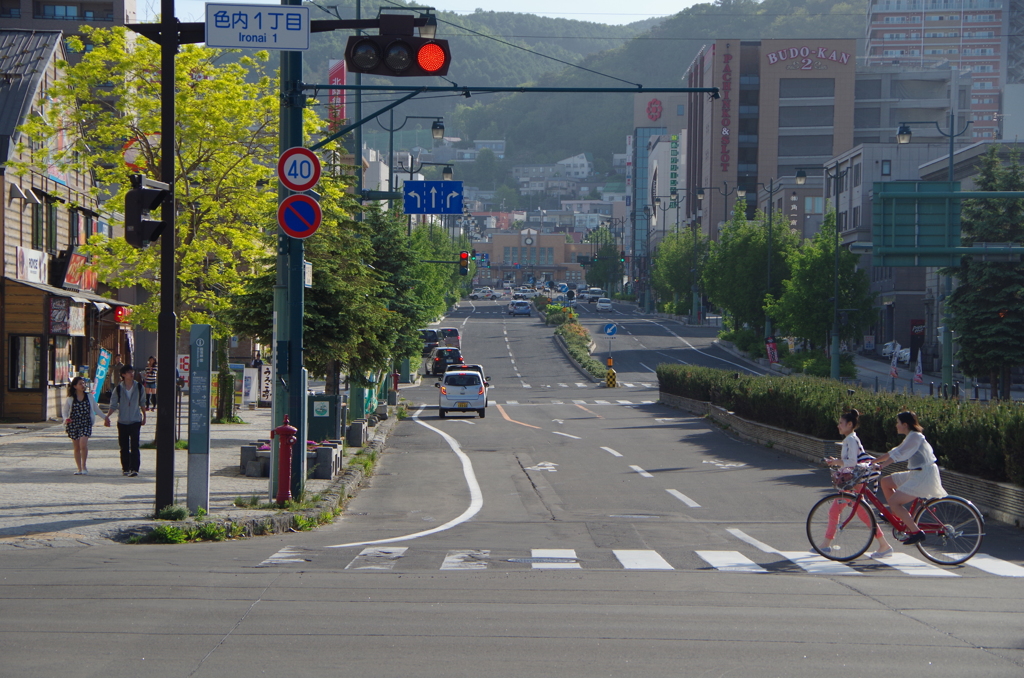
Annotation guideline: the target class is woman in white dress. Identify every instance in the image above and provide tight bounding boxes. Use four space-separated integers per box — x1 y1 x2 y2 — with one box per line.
875 411 947 546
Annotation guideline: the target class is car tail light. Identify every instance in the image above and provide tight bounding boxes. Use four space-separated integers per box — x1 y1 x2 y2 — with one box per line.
457 357 464 362
478 385 485 395
440 386 447 395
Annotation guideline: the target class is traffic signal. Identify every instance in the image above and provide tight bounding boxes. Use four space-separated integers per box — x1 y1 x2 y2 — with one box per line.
124 174 169 248
459 250 469 276
620 251 626 263
345 14 451 77
471 249 477 261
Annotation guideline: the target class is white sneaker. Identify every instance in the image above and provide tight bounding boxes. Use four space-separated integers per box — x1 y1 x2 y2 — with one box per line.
820 545 839 554
869 547 894 559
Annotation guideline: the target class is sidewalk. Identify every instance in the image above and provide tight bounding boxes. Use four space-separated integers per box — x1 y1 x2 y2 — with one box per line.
0 406 340 545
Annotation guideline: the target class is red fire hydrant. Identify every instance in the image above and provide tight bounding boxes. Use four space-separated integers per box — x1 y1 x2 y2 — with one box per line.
272 415 297 505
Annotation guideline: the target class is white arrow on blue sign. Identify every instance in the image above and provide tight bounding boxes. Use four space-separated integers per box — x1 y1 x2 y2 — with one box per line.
604 323 617 336
404 180 464 214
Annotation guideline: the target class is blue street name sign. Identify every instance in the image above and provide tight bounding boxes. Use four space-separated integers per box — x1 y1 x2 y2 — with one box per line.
604 323 617 337
404 180 464 214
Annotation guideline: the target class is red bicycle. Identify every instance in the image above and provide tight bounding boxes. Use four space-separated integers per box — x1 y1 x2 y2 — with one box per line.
806 465 985 565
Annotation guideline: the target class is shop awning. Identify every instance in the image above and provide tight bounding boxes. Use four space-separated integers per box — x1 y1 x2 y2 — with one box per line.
4 277 131 308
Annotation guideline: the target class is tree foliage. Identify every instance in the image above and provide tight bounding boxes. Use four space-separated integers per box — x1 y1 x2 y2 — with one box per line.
12 27 279 336
945 146 1024 392
763 210 874 346
702 201 800 332
651 227 708 314
584 227 622 290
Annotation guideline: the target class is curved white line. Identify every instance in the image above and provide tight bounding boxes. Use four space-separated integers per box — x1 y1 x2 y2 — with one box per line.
648 320 765 376
326 406 483 548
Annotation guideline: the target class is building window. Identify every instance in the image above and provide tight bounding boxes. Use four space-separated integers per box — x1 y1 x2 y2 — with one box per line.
503 246 511 264
69 209 81 245
852 205 861 229
881 159 892 176
9 335 44 390
511 246 518 264
31 202 44 249
46 201 58 252
84 213 94 241
804 196 824 214
546 247 554 265
853 163 862 187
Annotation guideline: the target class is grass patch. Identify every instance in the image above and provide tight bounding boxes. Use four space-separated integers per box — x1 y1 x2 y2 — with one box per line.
212 415 247 424
554 321 605 378
156 504 188 521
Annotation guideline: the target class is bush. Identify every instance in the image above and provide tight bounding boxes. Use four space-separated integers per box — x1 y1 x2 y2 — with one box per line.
779 350 857 379
555 321 605 378
534 296 550 310
657 363 1024 485
613 293 635 302
156 504 188 521
719 327 764 356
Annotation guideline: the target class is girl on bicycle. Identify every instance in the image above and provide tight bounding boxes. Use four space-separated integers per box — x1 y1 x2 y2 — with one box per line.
823 408 895 559
875 410 946 546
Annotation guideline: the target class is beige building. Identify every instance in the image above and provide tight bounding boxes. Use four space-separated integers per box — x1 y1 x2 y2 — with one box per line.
471 230 594 287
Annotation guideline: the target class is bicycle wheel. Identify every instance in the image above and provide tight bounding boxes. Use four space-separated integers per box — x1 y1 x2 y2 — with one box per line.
806 493 876 561
913 496 985 565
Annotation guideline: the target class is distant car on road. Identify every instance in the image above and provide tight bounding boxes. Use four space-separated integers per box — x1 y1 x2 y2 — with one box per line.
427 347 464 375
419 328 439 356
435 370 487 418
438 327 461 349
595 298 613 312
508 300 532 316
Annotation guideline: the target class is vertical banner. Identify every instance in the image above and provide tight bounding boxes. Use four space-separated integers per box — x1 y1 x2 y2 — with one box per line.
94 348 112 391
187 324 212 513
765 336 779 365
889 342 901 378
328 59 346 129
260 364 273 406
914 354 924 384
909 318 925 364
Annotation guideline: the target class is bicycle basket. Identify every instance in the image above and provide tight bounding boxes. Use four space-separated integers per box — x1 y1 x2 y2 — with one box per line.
831 464 875 491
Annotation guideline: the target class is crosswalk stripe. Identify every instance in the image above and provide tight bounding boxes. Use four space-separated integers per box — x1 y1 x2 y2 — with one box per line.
640 382 653 388
622 382 635 387
594 400 611 404
964 553 1024 577
575 383 588 388
441 549 490 570
532 548 581 569
552 400 564 404
345 546 408 570
614 549 674 570
557 383 568 388
697 550 769 573
881 552 959 576
259 546 307 566
572 399 587 405
505 400 519 405
666 488 700 507
616 400 632 404
776 551 863 575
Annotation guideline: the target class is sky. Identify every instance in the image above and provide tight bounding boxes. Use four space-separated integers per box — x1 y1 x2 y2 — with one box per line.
139 0 704 26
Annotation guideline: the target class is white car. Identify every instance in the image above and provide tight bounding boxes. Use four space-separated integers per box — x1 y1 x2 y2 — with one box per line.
595 298 613 312
436 371 487 418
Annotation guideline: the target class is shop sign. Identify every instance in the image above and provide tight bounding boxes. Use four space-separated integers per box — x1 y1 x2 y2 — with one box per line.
16 246 48 284
62 248 98 292
720 49 733 173
69 304 86 337
765 45 852 69
49 296 70 334
114 306 133 324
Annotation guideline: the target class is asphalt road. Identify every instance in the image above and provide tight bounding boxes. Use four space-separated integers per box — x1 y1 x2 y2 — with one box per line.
3 299 1023 677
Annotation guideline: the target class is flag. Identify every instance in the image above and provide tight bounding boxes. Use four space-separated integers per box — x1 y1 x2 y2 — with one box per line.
914 353 924 384
889 342 900 378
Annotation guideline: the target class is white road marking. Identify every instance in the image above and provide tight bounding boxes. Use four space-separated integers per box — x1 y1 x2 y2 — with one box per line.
616 400 632 404
259 546 307 566
505 400 519 405
726 528 777 553
524 461 558 472
622 382 635 387
696 551 768 573
345 546 409 569
666 489 700 508
776 551 863 575
965 554 1024 577
594 399 611 404
509 358 515 364
655 417 681 422
640 382 653 388
552 431 581 439
532 548 581 569
703 459 747 469
641 400 655 404
629 465 654 478
327 407 483 549
454 420 476 425
552 400 564 404
572 399 587 405
557 383 569 388
441 549 490 570
575 383 588 388
881 552 960 576
522 383 532 388
614 549 674 570
552 419 564 424
639 362 657 373
601 446 623 457
649 320 765 375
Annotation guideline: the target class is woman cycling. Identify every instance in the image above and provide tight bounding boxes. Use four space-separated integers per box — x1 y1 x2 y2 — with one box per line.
823 408 895 559
874 410 946 546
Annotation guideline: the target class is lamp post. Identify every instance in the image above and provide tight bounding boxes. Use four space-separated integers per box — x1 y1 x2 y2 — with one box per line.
896 112 972 388
755 178 781 338
377 114 444 196
796 166 848 380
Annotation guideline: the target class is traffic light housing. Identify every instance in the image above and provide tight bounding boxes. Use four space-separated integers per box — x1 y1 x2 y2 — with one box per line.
620 251 626 263
345 14 451 77
471 249 477 261
124 174 169 248
459 250 469 276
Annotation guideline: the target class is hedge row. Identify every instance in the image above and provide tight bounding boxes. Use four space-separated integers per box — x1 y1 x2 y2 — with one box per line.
657 364 1024 486
555 321 606 378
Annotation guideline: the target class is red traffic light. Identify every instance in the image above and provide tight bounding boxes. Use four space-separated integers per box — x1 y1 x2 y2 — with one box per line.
345 35 451 77
458 251 469 276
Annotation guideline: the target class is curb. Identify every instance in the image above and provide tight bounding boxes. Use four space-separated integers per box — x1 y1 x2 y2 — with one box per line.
552 334 603 383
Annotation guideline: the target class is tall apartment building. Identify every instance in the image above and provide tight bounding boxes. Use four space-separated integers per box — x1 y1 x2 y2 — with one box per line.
864 0 1005 140
0 0 135 57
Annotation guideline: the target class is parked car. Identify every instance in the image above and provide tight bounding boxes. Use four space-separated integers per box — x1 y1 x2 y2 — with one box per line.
595 298 613 312
435 370 487 418
881 341 912 363
419 328 439 356
469 289 500 300
427 347 464 375
438 327 461 349
508 300 532 316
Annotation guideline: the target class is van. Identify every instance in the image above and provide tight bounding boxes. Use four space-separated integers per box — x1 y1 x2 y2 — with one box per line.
586 288 606 303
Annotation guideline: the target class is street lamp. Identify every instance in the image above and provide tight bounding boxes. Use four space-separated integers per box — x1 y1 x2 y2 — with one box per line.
896 112 972 388
377 114 444 195
796 165 848 380
755 178 781 338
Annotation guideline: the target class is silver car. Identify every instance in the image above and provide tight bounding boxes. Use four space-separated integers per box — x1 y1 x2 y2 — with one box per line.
436 371 487 418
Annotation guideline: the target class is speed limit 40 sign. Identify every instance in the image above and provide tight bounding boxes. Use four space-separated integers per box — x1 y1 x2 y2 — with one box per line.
277 147 321 192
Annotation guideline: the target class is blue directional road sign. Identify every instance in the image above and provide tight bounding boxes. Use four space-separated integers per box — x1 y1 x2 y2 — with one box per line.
604 323 617 337
404 180 464 214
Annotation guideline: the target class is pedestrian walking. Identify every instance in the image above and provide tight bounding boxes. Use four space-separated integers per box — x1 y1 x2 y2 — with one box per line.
142 356 158 411
105 365 146 477
62 376 104 475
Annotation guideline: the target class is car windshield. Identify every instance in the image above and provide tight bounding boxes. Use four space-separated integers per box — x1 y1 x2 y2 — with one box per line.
437 348 459 357
421 330 438 341
445 374 481 386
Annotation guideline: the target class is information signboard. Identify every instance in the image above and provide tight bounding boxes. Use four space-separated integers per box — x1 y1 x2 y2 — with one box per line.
205 3 310 50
